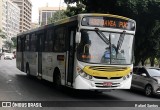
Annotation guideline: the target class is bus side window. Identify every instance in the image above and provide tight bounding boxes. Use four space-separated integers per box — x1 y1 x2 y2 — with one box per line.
17 37 21 52
53 27 66 52
30 34 37 52
44 29 53 52
25 35 30 51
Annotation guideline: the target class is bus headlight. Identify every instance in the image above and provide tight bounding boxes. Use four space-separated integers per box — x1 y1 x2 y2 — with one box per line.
77 67 93 80
123 73 132 80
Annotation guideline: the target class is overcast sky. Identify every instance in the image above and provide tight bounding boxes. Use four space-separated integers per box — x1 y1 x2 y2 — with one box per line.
31 0 67 23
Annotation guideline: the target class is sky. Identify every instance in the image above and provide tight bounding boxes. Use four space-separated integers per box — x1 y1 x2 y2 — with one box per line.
31 0 67 23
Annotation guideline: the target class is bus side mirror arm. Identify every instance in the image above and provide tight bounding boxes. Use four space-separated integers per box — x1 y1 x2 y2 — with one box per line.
76 32 81 44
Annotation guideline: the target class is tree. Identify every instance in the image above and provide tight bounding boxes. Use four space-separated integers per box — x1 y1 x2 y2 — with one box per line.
3 40 14 52
64 0 117 14
65 3 86 17
48 10 68 24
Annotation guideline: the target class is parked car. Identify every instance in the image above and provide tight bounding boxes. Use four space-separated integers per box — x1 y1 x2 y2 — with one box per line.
4 53 14 60
132 66 160 96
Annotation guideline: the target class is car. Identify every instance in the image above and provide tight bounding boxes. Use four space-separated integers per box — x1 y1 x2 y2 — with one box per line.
4 53 14 60
132 66 160 96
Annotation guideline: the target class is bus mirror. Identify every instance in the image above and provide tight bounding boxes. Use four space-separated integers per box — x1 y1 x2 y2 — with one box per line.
76 32 81 44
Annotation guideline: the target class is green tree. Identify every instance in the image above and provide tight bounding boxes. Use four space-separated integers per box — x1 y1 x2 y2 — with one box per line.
65 3 86 17
48 10 68 24
3 40 14 52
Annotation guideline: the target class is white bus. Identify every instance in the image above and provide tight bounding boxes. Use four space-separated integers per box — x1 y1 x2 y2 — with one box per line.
16 14 136 90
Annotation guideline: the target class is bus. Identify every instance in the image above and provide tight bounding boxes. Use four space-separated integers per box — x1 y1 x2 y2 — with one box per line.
16 14 136 90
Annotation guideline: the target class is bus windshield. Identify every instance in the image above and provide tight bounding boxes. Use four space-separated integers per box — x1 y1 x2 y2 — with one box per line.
77 30 134 64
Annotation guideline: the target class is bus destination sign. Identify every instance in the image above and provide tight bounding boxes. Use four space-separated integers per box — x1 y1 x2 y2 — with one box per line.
81 16 135 31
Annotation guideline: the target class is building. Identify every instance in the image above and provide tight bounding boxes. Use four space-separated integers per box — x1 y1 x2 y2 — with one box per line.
6 0 20 40
39 6 66 26
0 0 20 52
11 0 32 33
31 22 39 29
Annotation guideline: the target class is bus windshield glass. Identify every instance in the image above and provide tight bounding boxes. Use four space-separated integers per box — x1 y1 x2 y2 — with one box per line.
77 30 134 64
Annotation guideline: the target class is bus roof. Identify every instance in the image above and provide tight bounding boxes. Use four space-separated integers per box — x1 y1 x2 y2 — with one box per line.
17 13 135 36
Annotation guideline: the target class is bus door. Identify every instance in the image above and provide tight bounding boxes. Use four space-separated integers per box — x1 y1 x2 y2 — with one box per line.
37 33 43 78
66 27 76 86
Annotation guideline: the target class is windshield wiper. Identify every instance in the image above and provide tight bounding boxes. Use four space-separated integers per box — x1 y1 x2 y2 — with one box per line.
95 28 118 53
95 29 126 59
95 28 111 46
117 31 126 52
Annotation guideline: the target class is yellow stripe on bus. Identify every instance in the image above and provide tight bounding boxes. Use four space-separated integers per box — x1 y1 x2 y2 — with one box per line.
83 66 131 78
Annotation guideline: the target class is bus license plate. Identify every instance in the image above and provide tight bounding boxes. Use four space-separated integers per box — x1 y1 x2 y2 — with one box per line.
103 82 112 87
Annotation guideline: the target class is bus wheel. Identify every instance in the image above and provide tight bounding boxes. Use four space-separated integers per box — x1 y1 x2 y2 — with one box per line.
54 72 61 89
26 65 30 77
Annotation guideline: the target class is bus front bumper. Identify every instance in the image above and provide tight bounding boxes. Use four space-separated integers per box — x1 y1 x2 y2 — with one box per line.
74 75 132 90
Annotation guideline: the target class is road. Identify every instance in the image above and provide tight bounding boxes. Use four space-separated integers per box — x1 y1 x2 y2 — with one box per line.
0 59 159 110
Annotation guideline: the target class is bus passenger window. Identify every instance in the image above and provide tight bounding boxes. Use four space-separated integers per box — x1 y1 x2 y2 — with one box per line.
25 35 30 51
17 37 21 52
30 34 37 52
54 28 66 52
44 29 53 52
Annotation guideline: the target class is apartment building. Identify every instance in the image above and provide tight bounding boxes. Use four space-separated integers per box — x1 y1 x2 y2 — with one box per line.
39 6 66 26
11 0 32 32
0 0 20 52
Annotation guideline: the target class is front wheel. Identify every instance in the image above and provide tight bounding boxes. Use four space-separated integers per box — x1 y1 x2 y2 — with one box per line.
145 85 153 96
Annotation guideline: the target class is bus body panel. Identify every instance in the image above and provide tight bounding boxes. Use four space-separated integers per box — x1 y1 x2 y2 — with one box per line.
23 52 38 76
42 52 66 85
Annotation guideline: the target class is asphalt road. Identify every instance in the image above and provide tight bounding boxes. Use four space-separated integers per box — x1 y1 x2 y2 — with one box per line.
0 59 159 110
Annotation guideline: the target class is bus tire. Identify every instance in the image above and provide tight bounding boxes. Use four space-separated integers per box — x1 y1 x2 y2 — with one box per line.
53 69 61 89
26 63 30 77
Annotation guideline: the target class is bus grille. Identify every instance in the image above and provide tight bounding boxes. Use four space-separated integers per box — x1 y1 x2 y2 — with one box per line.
95 82 120 88
89 66 128 72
